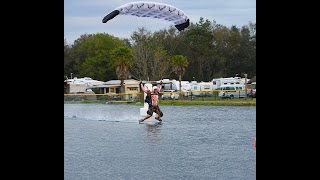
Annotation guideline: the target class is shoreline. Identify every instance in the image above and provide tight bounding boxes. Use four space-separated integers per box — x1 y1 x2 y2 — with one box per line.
64 99 256 106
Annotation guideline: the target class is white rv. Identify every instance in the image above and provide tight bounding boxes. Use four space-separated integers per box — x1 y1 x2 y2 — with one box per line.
160 79 191 97
191 81 214 96
212 77 243 89
65 77 105 93
218 84 247 98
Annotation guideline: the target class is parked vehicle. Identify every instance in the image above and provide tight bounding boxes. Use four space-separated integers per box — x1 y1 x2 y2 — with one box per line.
161 90 179 100
218 85 247 98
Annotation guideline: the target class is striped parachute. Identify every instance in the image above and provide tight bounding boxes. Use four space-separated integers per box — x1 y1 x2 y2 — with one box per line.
102 1 190 31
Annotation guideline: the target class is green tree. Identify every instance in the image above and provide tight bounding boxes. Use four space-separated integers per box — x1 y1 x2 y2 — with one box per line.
70 33 126 81
171 55 189 92
64 19 256 82
130 28 153 80
110 46 134 97
130 28 171 80
181 17 215 81
64 39 73 77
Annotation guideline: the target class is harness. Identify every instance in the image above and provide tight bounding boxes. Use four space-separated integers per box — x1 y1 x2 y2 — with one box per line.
145 94 152 106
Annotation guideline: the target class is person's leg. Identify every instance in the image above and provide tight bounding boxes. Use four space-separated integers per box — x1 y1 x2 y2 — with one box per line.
154 106 161 120
143 114 152 120
139 114 152 123
140 106 153 123
147 105 154 116
158 106 163 117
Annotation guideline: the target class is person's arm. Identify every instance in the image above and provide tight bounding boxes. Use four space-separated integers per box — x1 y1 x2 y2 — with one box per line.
140 82 147 93
158 80 163 91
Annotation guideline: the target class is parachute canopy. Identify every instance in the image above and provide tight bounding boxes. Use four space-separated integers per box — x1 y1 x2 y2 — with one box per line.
102 1 190 31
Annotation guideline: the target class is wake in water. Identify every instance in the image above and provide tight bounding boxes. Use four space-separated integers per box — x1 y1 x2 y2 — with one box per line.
64 104 156 123
64 112 141 123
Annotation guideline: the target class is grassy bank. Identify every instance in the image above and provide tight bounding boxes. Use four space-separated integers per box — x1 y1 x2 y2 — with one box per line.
64 98 256 106
64 100 106 104
159 99 256 106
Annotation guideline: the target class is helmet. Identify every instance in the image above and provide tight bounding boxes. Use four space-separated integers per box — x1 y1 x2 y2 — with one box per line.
152 86 159 91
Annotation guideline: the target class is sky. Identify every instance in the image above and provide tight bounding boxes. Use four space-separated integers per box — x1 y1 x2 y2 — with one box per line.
64 0 256 44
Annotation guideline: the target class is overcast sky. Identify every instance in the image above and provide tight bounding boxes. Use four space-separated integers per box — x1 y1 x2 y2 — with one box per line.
64 0 256 44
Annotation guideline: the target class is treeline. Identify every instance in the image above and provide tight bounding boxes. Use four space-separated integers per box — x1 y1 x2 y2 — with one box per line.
64 18 256 81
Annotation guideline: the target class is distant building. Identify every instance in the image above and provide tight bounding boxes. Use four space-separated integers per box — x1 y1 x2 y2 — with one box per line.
64 77 104 94
89 79 141 101
64 77 103 100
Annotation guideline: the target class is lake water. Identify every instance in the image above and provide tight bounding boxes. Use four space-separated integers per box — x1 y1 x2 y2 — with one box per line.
64 104 256 180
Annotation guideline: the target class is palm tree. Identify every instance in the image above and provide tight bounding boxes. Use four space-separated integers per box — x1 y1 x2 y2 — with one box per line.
110 47 134 99
171 55 189 93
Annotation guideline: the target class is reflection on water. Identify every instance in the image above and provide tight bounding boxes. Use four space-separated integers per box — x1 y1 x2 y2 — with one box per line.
145 123 162 144
145 123 162 134
65 104 256 180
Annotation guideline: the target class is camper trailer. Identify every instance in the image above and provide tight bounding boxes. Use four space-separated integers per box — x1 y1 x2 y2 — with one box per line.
218 84 247 98
160 79 191 97
191 81 214 96
212 77 243 89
